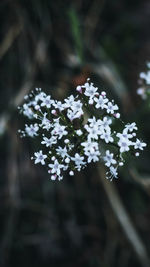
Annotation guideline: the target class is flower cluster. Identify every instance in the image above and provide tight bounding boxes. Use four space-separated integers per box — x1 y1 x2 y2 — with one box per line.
137 62 150 100
18 79 146 181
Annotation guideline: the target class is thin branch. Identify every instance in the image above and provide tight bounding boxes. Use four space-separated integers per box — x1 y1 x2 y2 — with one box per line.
98 164 150 267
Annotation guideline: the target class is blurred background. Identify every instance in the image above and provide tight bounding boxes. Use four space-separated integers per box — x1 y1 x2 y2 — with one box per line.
0 0 150 266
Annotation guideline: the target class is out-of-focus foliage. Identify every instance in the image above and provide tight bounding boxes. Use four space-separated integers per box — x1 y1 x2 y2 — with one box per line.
0 0 150 267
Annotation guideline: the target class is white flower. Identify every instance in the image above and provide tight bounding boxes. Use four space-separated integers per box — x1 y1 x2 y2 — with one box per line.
140 71 150 84
94 95 108 109
100 129 114 143
25 124 39 137
56 146 68 158
64 96 83 117
81 140 99 152
118 137 131 153
72 153 85 170
35 91 46 102
67 109 74 121
125 122 137 132
134 139 147 150
40 113 52 131
103 150 116 167
41 95 53 108
84 83 98 97
53 101 64 111
48 159 64 176
85 124 99 140
19 79 147 182
99 116 112 128
85 150 100 163
117 128 133 140
84 82 99 104
107 166 118 181
137 88 147 99
72 100 83 111
88 116 99 127
22 103 34 119
34 150 47 165
106 102 118 114
67 108 83 121
64 95 76 108
52 123 68 139
74 109 84 119
41 136 57 147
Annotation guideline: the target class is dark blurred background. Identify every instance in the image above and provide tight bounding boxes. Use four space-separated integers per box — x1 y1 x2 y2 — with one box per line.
0 0 150 266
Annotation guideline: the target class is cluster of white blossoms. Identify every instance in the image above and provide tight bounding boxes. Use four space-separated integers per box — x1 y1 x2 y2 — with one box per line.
137 62 150 100
18 79 146 181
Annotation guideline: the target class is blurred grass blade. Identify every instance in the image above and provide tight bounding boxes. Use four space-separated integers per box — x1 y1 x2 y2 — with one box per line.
88 45 132 112
68 8 84 63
